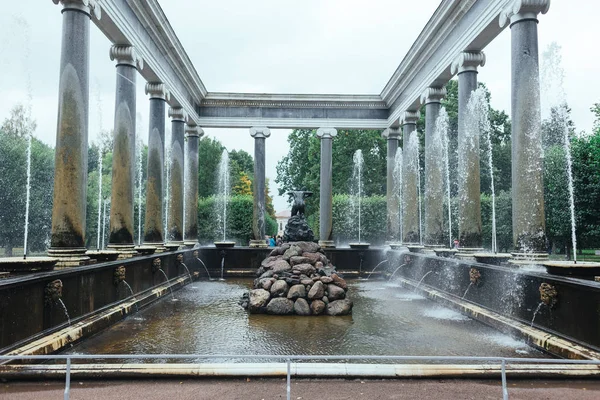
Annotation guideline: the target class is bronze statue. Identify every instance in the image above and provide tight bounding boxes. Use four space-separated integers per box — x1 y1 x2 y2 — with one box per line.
288 191 313 217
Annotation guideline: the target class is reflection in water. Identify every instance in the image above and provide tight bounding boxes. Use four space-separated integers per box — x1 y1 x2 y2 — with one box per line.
65 279 549 362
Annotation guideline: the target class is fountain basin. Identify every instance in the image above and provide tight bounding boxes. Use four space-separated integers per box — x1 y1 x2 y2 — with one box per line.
164 243 182 252
473 253 512 266
543 261 600 278
0 257 57 272
433 248 458 258
388 243 405 250
214 241 236 248
86 250 119 263
349 243 370 250
134 246 157 256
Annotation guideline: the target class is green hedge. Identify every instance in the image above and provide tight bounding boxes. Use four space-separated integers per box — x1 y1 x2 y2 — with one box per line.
332 194 387 245
198 195 276 245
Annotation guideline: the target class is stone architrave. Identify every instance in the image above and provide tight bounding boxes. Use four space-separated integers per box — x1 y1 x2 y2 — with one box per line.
420 87 447 247
167 107 186 245
500 0 550 255
382 128 402 242
451 51 486 249
184 124 203 246
400 111 421 244
249 127 271 248
48 0 101 266
107 45 143 259
143 82 169 250
316 128 337 248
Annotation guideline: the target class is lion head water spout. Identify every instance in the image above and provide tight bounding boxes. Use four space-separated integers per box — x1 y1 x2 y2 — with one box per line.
177 254 192 282
45 279 70 325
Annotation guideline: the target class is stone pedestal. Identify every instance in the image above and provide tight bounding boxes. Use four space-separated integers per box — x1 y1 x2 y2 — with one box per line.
48 1 99 266
383 128 401 242
401 111 421 244
317 128 337 247
143 83 168 250
501 0 550 254
249 127 271 248
167 107 186 245
184 125 202 245
107 45 142 258
421 87 446 247
452 52 486 248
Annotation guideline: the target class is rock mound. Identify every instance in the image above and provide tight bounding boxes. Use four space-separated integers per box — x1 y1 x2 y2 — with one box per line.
240 241 352 316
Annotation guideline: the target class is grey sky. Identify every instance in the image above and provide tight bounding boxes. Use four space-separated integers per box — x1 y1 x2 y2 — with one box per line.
0 0 597 212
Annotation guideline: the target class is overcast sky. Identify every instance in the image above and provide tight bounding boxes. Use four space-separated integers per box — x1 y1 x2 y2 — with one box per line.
0 0 597 212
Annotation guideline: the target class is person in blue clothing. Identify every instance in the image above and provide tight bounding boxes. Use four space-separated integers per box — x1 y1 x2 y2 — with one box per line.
269 236 276 247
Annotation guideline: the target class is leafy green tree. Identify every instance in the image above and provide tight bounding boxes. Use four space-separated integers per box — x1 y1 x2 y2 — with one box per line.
198 137 225 198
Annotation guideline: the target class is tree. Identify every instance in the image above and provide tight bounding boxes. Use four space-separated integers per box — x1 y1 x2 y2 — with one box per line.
0 105 54 255
229 149 254 195
198 137 225 198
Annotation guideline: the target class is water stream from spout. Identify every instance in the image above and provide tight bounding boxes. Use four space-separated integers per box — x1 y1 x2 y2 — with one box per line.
366 260 388 280
216 150 230 242
57 299 71 325
196 257 213 280
530 302 544 327
462 282 474 299
388 263 407 281
158 269 175 300
180 262 193 282
220 256 226 281
96 143 104 250
415 271 434 292
136 134 143 245
23 131 32 259
121 280 139 313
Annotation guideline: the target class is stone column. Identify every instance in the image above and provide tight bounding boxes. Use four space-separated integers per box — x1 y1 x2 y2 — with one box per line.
451 52 486 250
400 111 421 244
107 45 142 258
184 124 203 246
143 83 168 250
500 0 550 255
249 127 271 248
421 87 447 247
383 128 401 242
316 128 337 248
167 107 186 245
48 0 101 266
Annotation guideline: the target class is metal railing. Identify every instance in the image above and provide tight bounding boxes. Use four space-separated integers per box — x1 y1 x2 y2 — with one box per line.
1 354 600 400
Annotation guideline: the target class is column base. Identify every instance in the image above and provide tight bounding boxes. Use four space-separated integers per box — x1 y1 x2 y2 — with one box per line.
106 244 138 260
508 252 549 267
165 242 184 252
455 247 485 261
183 240 198 248
318 240 336 249
48 247 90 268
249 240 268 248
143 242 168 253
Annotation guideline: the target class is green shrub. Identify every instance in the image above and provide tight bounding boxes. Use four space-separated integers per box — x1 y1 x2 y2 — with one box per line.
332 194 387 245
481 190 513 252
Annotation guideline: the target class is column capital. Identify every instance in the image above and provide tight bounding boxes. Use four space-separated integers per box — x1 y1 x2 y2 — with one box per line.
420 87 447 105
382 128 401 140
145 82 170 101
168 107 186 122
52 0 101 19
500 0 550 27
316 127 337 139
110 45 143 70
250 126 271 139
185 125 204 138
451 51 486 75
400 110 421 126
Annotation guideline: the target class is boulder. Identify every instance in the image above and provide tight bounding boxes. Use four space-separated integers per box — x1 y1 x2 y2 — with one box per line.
321 296 329 305
259 270 275 279
310 299 326 315
295 241 321 254
267 298 294 315
300 252 321 265
270 280 289 297
271 259 292 274
301 279 313 285
307 280 325 300
269 244 290 257
287 284 306 300
331 273 347 290
259 278 274 291
325 299 353 316
261 256 279 269
320 276 333 284
248 289 271 313
327 284 346 301
290 256 312 266
282 245 302 261
293 263 316 276
294 298 311 315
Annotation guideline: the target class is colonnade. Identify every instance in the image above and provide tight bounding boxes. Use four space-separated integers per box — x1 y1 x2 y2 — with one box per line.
48 0 550 263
